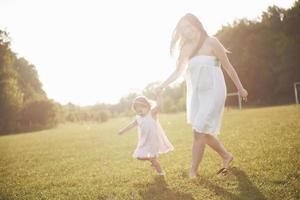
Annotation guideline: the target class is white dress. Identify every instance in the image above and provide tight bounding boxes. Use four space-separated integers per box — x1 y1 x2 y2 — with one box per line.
184 55 227 136
133 111 174 158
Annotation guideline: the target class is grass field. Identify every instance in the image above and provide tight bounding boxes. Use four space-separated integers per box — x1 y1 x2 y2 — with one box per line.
0 105 299 200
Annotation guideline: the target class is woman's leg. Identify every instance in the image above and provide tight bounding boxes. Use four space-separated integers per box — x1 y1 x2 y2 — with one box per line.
190 131 206 177
204 134 233 168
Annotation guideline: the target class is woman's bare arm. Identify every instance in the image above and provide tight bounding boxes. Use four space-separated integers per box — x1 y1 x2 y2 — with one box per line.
160 58 187 88
211 37 248 101
158 45 192 90
151 95 163 117
118 120 137 135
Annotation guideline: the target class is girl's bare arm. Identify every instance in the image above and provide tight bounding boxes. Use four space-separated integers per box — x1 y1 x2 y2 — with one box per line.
118 120 137 135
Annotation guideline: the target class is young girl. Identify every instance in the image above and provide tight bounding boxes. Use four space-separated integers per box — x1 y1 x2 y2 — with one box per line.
118 95 174 175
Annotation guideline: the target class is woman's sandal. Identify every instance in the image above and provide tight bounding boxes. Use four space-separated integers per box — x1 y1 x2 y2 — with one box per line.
217 154 233 176
216 167 229 176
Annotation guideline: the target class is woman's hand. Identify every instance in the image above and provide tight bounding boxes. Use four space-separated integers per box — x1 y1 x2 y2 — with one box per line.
238 88 248 102
155 86 164 96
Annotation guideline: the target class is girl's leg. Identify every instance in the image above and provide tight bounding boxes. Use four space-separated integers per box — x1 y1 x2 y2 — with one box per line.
137 157 163 173
149 157 163 173
204 134 233 168
190 131 206 177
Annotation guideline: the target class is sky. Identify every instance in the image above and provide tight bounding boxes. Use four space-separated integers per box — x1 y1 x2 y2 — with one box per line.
0 0 296 106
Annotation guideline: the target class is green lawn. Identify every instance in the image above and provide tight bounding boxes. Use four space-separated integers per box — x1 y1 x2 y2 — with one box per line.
0 105 299 200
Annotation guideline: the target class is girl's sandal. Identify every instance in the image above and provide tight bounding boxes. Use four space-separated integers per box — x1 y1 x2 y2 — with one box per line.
157 171 166 176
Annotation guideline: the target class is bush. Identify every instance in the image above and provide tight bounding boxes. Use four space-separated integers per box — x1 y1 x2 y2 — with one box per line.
19 99 59 130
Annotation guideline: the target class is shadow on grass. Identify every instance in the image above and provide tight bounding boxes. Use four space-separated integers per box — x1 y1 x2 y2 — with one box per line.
136 176 195 200
197 167 266 200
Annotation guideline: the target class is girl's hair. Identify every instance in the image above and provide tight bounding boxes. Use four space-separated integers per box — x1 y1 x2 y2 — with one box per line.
132 96 151 112
170 13 208 59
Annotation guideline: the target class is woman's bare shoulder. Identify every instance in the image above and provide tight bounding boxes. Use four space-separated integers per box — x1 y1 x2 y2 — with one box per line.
207 36 229 55
207 36 221 47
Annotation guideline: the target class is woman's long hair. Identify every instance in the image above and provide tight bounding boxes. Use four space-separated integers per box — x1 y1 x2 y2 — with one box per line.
170 13 208 59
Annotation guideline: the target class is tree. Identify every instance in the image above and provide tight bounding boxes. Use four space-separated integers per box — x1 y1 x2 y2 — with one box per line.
0 31 24 133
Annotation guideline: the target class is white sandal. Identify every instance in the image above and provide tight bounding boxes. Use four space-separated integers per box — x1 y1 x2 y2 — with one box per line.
157 170 166 176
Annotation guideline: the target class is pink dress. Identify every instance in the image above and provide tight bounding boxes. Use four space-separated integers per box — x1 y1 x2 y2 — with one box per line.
133 111 174 158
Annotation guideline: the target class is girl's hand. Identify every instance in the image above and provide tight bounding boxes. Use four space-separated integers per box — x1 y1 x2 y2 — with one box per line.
238 88 248 102
117 129 123 135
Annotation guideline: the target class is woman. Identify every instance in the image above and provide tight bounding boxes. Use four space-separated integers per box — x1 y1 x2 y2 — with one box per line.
156 13 248 178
